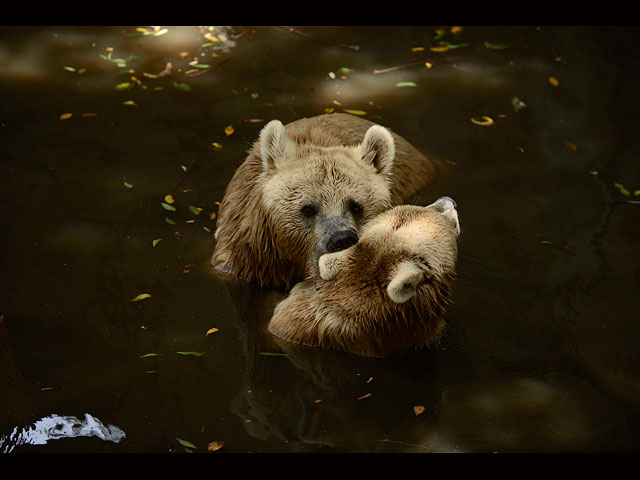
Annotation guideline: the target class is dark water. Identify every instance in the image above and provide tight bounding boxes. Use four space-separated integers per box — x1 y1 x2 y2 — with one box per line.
1 26 639 453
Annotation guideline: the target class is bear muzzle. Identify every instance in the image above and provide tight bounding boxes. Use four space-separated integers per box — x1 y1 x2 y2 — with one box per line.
326 229 359 253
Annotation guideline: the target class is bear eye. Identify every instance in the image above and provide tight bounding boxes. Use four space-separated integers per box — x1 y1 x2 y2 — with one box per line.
348 200 363 215
300 204 318 218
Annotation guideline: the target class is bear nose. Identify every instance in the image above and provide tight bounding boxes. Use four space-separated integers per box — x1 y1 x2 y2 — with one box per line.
326 229 358 253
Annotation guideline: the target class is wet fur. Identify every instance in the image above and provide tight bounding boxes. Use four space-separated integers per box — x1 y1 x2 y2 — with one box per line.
269 203 459 357
211 114 436 289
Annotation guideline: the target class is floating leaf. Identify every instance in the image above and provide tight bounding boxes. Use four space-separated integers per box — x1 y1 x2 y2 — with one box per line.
123 181 134 189
140 353 160 358
250 92 259 99
430 46 450 52
59 113 73 120
154 28 168 37
451 26 464 35
548 76 559 87
541 240 553 245
123 100 137 106
258 352 287 357
188 205 202 215
165 217 176 225
337 67 353 75
343 109 367 116
447 43 469 50
173 82 191 91
115 82 133 91
131 293 152 302
161 202 176 211
152 238 162 247
177 438 197 449
211 142 223 150
413 405 425 416
63 66 76 72
411 47 425 52
192 64 210 69
484 42 509 50
328 71 336 79
357 393 372 400
164 194 175 204
204 33 219 42
396 82 417 88
177 351 205 357
471 116 494 126
614 182 630 196
207 441 225 452
225 125 235 136
206 327 219 336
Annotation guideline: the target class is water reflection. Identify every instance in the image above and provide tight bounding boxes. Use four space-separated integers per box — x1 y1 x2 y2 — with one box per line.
1 413 125 453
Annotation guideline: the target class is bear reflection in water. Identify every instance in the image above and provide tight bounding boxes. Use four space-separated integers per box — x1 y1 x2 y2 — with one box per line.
269 198 460 358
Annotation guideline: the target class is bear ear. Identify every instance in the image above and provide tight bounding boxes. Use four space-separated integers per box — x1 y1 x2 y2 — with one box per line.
428 196 461 237
318 250 350 281
259 120 293 171
387 261 424 303
359 125 395 177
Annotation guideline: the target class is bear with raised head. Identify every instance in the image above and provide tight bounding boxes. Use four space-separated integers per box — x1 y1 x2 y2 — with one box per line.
211 113 436 289
268 197 460 358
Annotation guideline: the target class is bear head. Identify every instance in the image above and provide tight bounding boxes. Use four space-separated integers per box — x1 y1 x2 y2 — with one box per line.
269 197 460 357
259 119 396 276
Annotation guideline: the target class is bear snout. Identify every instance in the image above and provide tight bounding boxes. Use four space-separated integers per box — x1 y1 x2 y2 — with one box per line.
326 229 359 253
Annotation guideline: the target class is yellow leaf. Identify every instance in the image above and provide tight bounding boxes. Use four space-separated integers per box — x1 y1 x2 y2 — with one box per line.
324 107 335 114
225 125 234 136
634 190 640 196
211 142 223 150
425 62 433 69
206 327 219 336
131 293 152 302
451 26 464 35
164 194 175 204
59 113 72 120
470 116 494 126
413 405 425 416
123 100 137 106
343 109 367 116
548 76 559 87
205 33 220 43
207 441 224 452
430 46 450 52
411 46 424 52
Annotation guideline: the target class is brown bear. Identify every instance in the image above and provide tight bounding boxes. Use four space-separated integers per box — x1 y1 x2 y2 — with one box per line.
268 197 460 358
211 113 436 289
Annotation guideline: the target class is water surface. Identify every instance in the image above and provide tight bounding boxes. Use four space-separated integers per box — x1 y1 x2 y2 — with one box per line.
1 25 639 452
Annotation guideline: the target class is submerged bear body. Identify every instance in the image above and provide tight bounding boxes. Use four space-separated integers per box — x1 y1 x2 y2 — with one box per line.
211 113 436 289
268 198 460 358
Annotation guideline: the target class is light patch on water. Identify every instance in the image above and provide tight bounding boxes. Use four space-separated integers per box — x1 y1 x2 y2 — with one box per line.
1 413 126 453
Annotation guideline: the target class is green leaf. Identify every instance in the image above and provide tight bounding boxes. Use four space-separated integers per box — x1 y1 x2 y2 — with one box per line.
123 181 134 189
176 438 197 449
176 351 205 357
328 72 336 79
152 238 162 247
192 64 210 69
188 205 202 215
396 82 417 88
337 67 353 75
258 352 287 357
173 82 191 91
161 202 176 211
165 217 176 225
614 182 631 196
140 353 160 358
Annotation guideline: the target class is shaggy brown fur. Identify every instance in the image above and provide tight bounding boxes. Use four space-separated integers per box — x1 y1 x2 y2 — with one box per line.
268 199 460 358
211 113 436 289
